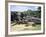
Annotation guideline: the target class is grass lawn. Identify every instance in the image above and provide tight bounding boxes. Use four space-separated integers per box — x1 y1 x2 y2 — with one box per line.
11 22 41 32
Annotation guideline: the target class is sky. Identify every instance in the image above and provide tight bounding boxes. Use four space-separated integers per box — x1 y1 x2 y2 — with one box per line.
10 5 39 12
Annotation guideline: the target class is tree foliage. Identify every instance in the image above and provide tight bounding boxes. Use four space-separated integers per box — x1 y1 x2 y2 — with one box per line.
21 7 41 18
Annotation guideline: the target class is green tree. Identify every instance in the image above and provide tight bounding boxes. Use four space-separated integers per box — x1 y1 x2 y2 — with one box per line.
37 7 41 18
